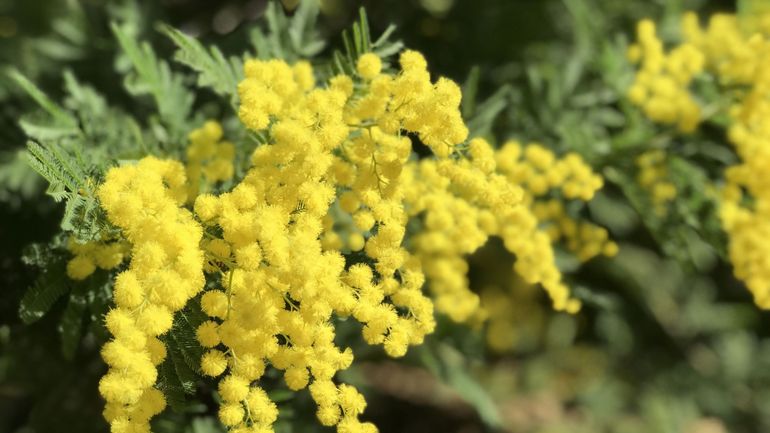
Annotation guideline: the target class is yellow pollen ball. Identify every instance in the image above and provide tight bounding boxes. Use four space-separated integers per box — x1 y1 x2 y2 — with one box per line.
356 53 382 80
202 350 228 377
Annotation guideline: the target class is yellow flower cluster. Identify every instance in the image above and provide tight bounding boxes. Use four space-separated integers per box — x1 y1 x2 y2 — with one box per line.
196 49 608 432
635 150 677 217
403 137 608 323
95 157 205 433
473 140 617 350
722 147 770 308
497 141 617 264
186 120 235 200
629 10 770 308
403 138 522 322
65 237 128 280
627 19 704 132
496 142 604 200
193 50 471 433
700 12 770 308
79 48 612 433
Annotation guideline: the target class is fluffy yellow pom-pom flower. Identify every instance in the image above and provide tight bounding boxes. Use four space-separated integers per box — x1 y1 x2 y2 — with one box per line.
356 53 382 79
202 349 228 376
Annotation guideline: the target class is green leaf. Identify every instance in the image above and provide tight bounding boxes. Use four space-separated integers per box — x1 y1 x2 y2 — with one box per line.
24 137 108 241
466 85 511 139
249 0 325 62
61 194 106 242
86 276 113 342
58 270 111 359
461 66 481 119
370 24 403 58
58 286 88 360
418 342 503 429
168 303 207 373
158 353 190 412
18 113 79 141
156 303 208 409
112 23 193 140
19 260 70 324
62 70 151 160
327 6 403 78
159 24 243 107
166 334 199 394
25 141 83 198
287 0 325 57
7 69 78 129
11 69 81 141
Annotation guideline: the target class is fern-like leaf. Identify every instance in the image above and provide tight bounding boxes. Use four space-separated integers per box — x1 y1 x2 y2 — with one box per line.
25 141 82 200
466 85 512 139
249 0 325 62
169 303 207 373
61 193 106 241
112 23 193 140
329 7 403 78
8 69 78 129
158 24 243 107
19 259 70 324
58 286 88 360
158 353 190 412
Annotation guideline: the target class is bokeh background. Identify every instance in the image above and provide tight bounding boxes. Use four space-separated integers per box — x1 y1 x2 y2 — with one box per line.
3 1 768 433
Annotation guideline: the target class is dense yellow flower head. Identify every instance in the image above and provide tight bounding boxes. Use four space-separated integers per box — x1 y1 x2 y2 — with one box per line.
95 157 205 432
496 140 616 264
627 19 704 132
186 120 235 200
216 50 602 432
65 237 129 280
84 46 612 433
629 9 770 309
356 53 382 79
635 150 677 217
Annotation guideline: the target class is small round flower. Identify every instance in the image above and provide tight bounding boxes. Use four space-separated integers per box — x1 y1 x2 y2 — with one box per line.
356 53 382 80
353 211 375 232
104 308 135 337
113 271 144 308
146 337 167 365
232 353 265 381
603 241 619 257
284 366 309 390
100 340 135 369
99 372 142 405
246 387 278 424
218 374 250 402
201 290 229 319
201 349 228 377
235 244 263 269
348 233 365 251
206 239 231 259
196 321 221 348
194 194 219 221
218 402 245 426
136 304 174 336
316 404 340 426
94 243 126 269
67 255 96 280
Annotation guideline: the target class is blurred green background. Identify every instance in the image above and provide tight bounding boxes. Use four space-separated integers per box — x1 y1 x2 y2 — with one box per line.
3 1 770 433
